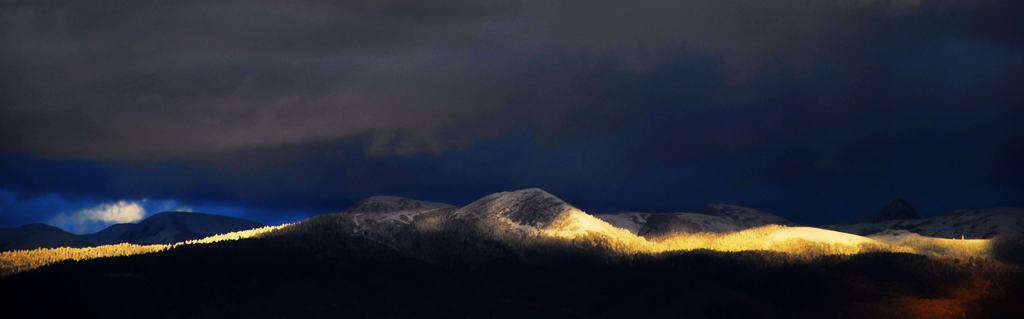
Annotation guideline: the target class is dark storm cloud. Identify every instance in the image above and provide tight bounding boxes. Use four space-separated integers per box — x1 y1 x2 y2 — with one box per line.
4 0 1017 159
0 0 520 159
1 0 1022 225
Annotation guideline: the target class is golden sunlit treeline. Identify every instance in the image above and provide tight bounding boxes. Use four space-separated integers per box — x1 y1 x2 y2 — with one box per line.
535 210 992 260
0 224 289 276
180 224 290 245
0 243 171 276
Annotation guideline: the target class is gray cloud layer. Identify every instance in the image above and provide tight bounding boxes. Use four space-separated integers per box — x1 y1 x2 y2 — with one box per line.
0 0 1017 160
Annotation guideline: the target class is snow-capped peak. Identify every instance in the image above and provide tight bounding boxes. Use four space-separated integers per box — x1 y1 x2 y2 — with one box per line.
454 188 576 227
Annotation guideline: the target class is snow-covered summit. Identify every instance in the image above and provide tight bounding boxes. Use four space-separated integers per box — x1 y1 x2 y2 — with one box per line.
454 188 577 227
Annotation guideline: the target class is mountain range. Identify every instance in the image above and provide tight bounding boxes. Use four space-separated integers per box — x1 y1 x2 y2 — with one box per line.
317 189 792 236
324 189 1022 241
3 189 1022 252
3 188 1023 318
281 188 1022 263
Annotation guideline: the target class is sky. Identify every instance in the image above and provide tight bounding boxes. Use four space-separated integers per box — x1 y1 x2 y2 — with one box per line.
1 0 1022 232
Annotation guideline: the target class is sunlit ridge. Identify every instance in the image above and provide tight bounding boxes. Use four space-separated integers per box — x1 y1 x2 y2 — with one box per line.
538 209 991 258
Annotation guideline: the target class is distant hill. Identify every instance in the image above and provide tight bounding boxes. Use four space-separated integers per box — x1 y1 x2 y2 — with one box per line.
873 198 921 222
84 212 265 245
0 212 264 251
0 224 93 251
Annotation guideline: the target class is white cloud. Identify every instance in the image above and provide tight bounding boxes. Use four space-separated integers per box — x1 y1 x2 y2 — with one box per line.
51 200 147 233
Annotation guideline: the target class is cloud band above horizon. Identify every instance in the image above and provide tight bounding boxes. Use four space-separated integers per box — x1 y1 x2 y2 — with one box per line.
0 0 1021 225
